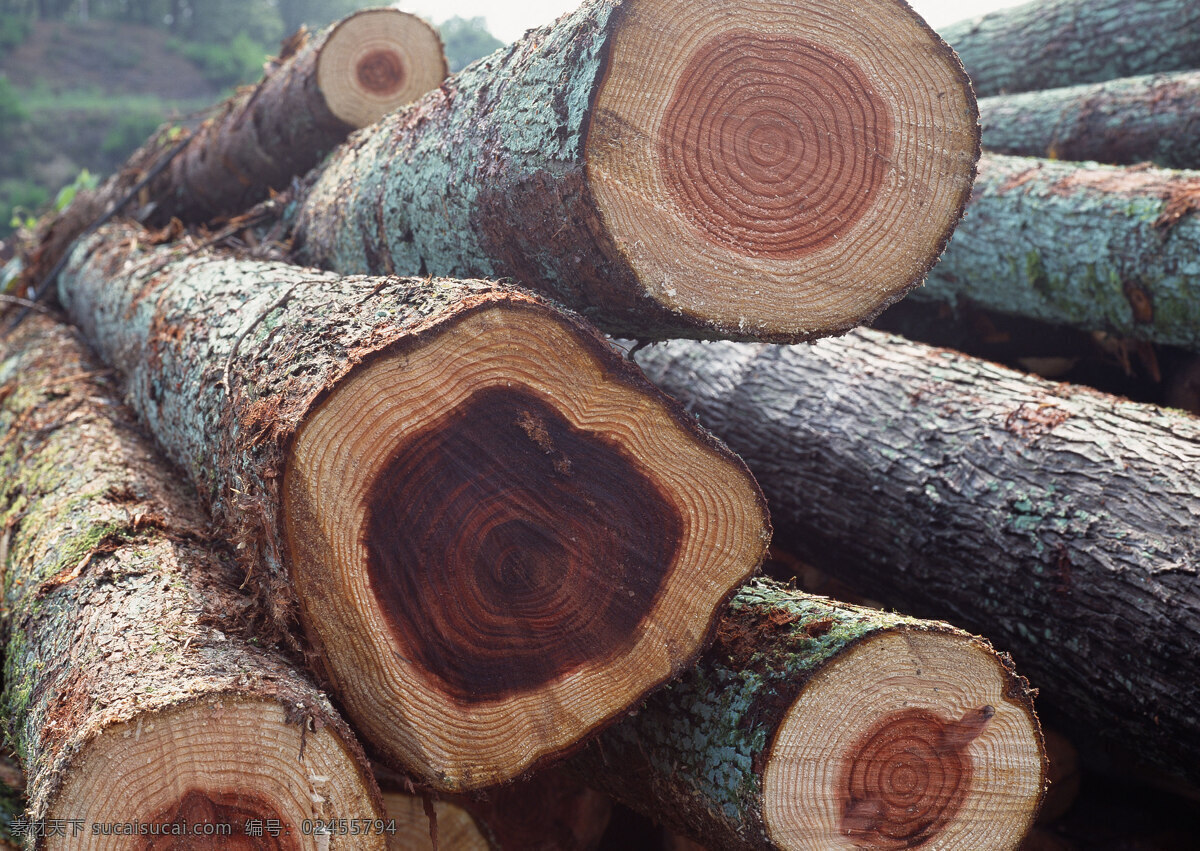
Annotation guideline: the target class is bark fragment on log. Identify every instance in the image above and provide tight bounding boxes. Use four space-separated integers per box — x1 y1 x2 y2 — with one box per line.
913 153 1200 351
291 0 978 343
573 578 1045 851
23 8 446 285
634 330 1200 785
0 314 384 844
57 224 770 791
979 71 1200 169
941 0 1200 98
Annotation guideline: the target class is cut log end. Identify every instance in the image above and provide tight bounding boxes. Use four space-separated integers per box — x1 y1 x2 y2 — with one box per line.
586 0 978 338
317 9 447 128
46 699 382 850
763 631 1044 850
283 298 768 790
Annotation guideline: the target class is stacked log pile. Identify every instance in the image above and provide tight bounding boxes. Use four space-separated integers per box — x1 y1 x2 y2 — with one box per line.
4 0 1199 847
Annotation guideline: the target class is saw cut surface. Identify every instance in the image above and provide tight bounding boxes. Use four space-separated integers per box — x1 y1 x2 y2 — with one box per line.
317 8 447 128
284 302 766 789
588 0 977 336
47 700 382 850
763 631 1043 850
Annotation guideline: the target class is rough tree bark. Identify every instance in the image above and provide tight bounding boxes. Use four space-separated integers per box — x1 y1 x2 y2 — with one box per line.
0 314 384 847
23 7 446 285
914 153 1200 351
633 330 1200 786
979 71 1200 169
941 0 1200 98
572 578 1045 851
289 0 978 343
56 223 769 792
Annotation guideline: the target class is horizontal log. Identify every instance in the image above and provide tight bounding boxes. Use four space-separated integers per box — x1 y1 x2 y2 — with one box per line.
573 578 1045 850
289 0 978 343
57 223 769 791
633 330 1200 785
22 8 446 288
0 314 383 841
979 71 1200 169
914 153 1200 351
941 0 1200 97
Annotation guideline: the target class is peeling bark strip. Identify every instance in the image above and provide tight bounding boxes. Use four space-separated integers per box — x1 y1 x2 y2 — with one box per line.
291 0 978 343
914 154 1200 351
0 315 383 846
635 330 1200 786
23 8 446 288
573 579 1045 851
979 71 1200 169
57 224 770 791
941 0 1200 98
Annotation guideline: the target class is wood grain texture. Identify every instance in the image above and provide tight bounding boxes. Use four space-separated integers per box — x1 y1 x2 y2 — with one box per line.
56 224 769 791
573 579 1045 850
634 330 1200 786
292 0 977 343
915 153 1200 351
942 0 1200 97
0 314 383 847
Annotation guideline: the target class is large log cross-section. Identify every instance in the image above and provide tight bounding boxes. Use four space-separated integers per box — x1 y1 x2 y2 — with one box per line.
57 224 770 791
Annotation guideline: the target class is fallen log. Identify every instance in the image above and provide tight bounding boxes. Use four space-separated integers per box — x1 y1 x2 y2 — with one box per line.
0 314 384 842
289 0 978 343
913 153 1200 351
634 330 1200 785
23 7 446 287
979 71 1200 169
57 223 769 791
573 578 1046 850
942 0 1200 98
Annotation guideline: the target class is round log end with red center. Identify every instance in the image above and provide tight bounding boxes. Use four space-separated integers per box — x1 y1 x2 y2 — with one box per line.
44 699 384 850
586 0 979 340
282 295 769 791
317 8 447 128
764 631 1044 849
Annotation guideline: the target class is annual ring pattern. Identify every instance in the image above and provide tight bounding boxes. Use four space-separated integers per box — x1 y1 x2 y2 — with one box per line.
658 32 893 259
362 385 682 703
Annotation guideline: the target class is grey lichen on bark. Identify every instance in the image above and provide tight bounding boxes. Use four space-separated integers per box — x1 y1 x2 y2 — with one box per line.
291 0 978 343
574 578 1045 850
0 314 383 839
914 153 1200 351
942 0 1200 97
979 71 1200 169
56 223 768 791
635 329 1200 787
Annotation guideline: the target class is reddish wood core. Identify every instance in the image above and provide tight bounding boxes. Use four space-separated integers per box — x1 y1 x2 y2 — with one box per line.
838 706 993 849
658 32 893 259
363 386 682 702
355 48 406 95
143 790 297 850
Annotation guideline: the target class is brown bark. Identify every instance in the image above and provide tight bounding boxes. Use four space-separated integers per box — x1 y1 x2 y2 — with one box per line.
634 329 1200 786
55 222 769 792
20 8 446 290
288 0 978 343
979 71 1200 169
0 314 384 847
